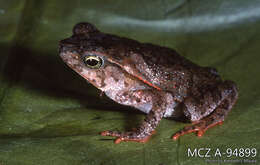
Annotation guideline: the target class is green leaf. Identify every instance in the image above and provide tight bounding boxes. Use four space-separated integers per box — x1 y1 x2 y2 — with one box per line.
0 0 259 164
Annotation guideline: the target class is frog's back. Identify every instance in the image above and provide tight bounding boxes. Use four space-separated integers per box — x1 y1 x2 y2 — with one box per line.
129 42 221 93
104 35 221 99
77 28 221 99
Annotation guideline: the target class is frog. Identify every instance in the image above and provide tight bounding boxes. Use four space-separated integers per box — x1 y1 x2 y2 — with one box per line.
59 22 238 144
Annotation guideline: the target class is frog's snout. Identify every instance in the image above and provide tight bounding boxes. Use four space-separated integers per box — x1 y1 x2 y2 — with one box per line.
59 38 77 48
59 38 78 55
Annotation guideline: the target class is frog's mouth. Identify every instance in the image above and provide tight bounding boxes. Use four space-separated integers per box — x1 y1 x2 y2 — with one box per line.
59 51 84 73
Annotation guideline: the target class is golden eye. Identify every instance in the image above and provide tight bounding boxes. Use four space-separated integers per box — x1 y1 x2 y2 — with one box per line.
83 55 103 69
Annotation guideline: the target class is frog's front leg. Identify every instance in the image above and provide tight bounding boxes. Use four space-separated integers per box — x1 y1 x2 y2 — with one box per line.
101 110 160 144
173 80 238 140
101 90 170 144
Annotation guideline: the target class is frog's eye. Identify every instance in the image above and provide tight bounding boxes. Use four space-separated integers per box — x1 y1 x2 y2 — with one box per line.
83 55 104 69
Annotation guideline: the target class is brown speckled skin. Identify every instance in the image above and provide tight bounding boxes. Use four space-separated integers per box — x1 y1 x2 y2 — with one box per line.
59 22 238 143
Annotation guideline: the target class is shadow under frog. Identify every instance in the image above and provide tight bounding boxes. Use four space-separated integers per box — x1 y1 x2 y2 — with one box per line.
59 22 238 144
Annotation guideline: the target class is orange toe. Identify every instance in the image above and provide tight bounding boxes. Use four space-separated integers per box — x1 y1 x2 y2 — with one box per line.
172 121 224 140
101 130 156 144
114 134 153 144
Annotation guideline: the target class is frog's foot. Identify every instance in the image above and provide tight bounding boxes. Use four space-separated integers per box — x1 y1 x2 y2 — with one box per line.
173 81 238 140
172 120 223 140
100 130 156 144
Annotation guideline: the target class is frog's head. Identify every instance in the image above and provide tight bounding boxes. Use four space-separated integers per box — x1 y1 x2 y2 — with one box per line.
59 22 138 91
60 22 161 91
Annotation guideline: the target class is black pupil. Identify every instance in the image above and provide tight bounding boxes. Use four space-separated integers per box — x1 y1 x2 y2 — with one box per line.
87 58 99 66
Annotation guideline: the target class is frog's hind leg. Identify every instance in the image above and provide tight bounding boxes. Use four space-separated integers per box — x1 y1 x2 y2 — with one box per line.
172 80 238 140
